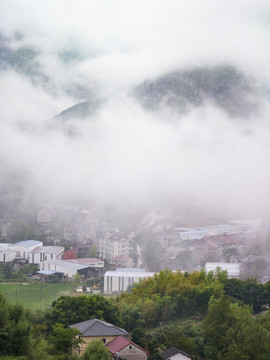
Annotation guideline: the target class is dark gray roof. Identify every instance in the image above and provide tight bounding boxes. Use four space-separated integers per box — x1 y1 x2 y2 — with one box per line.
160 347 191 359
69 318 128 337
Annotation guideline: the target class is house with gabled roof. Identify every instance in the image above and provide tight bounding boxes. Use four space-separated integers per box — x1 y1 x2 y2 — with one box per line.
69 318 128 355
105 335 148 360
160 346 191 360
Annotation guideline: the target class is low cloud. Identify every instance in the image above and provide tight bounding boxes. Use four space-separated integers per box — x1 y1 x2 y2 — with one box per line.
0 0 270 221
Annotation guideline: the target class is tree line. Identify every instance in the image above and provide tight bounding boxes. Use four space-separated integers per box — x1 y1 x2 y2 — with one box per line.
1 268 270 359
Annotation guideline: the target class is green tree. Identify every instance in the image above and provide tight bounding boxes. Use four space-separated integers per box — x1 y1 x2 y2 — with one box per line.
89 245 97 258
119 303 142 331
0 293 10 354
202 295 234 359
203 294 270 359
49 323 81 355
224 318 270 360
82 339 110 360
46 295 121 328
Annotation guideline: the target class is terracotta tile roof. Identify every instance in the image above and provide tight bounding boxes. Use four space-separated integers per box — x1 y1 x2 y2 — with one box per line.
105 336 148 355
63 248 78 259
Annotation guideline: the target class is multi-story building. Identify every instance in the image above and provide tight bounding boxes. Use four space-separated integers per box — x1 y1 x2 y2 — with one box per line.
98 232 129 261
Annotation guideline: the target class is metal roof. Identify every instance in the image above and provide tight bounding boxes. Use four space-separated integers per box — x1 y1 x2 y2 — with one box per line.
104 270 155 278
41 259 90 270
68 258 103 265
197 224 235 230
70 318 128 337
0 243 11 248
9 240 42 248
31 246 64 254
0 250 16 255
115 268 144 272
37 270 63 275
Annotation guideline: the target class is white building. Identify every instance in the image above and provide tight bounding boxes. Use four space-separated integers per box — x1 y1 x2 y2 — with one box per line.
8 240 43 260
229 219 263 232
39 259 91 279
29 246 64 264
204 262 241 279
179 231 208 241
196 224 238 236
0 250 16 263
0 243 11 251
68 258 104 268
104 268 155 293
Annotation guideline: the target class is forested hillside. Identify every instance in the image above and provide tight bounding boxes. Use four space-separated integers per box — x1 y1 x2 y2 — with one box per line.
1 269 270 359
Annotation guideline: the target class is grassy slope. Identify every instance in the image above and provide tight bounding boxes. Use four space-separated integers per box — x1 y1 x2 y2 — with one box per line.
0 282 73 310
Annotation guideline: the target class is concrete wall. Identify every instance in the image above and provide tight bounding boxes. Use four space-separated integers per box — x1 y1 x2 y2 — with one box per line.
118 345 147 360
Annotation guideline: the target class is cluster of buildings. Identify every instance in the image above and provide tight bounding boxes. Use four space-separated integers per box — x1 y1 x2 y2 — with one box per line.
0 240 104 281
0 238 154 292
157 220 265 260
69 317 191 359
1 212 269 290
36 206 134 267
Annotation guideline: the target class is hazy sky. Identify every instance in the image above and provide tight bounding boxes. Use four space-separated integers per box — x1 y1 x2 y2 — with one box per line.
0 0 270 220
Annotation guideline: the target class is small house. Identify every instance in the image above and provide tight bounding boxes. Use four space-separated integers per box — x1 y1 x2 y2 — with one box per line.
160 347 191 360
105 335 148 360
69 318 128 355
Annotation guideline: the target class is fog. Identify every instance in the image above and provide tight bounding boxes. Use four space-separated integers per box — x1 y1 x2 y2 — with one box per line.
0 0 270 221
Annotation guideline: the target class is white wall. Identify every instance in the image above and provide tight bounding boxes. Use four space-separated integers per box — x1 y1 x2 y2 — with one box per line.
0 251 16 262
40 261 78 278
29 247 64 264
104 272 155 293
9 242 43 259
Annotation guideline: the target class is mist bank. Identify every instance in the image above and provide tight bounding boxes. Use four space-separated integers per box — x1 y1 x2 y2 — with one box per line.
0 0 270 222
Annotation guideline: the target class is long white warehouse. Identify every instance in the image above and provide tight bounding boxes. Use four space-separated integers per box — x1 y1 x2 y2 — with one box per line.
104 269 155 293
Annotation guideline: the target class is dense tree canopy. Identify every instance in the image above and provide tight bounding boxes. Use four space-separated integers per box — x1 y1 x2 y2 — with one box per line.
1 269 270 359
82 340 111 360
46 294 121 328
117 269 224 327
202 295 270 360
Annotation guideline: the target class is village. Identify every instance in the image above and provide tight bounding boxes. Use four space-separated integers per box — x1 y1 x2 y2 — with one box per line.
0 204 269 294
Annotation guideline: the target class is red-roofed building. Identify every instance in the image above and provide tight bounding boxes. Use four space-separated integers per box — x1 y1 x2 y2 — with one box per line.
105 336 148 360
194 237 221 262
64 248 78 260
